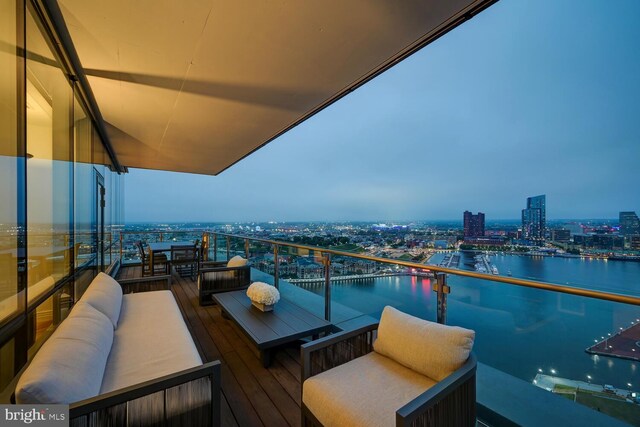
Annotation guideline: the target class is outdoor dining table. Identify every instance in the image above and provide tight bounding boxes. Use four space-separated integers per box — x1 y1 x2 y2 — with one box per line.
147 241 198 254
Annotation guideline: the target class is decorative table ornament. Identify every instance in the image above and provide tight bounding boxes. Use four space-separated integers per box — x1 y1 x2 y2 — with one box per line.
246 282 280 312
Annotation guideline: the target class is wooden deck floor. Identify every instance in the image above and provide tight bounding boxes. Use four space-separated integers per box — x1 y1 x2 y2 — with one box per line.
117 266 302 427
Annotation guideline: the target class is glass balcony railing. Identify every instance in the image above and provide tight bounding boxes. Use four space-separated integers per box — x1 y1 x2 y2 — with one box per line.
118 229 640 425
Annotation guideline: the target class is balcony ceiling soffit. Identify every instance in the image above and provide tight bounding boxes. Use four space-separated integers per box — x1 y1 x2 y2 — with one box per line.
59 0 486 175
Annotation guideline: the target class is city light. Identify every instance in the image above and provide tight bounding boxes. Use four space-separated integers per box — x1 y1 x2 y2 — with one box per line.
550 369 556 375
538 368 543 373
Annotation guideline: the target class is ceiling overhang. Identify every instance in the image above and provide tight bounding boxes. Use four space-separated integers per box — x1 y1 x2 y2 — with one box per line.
58 0 496 175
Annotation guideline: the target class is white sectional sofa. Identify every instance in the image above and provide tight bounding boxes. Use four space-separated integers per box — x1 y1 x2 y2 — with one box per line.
15 271 220 427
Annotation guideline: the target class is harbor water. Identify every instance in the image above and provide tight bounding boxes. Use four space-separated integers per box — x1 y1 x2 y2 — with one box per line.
298 252 640 389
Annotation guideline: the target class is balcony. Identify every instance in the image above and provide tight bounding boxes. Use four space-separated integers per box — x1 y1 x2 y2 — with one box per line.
2 0 639 426
112 230 638 426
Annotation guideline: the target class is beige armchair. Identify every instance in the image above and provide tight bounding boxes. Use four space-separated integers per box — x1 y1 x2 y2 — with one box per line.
197 255 250 305
301 306 476 427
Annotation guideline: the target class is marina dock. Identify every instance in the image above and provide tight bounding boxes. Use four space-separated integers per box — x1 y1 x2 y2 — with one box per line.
438 252 460 268
474 254 499 275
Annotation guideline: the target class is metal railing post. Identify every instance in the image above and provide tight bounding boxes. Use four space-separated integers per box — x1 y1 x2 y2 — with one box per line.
119 232 123 263
226 237 230 260
159 232 163 242
202 232 209 261
213 233 218 261
245 238 250 259
274 244 279 289
432 273 450 324
323 253 331 322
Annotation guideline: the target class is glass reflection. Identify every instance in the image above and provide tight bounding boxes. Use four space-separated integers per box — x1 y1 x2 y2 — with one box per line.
26 9 72 308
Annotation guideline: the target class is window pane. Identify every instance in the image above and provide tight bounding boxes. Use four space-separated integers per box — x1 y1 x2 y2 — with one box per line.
26 8 73 306
27 282 72 350
0 0 24 326
74 97 95 270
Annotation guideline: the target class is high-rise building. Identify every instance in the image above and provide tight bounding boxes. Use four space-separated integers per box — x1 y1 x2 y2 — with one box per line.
463 211 485 238
619 211 640 236
550 229 571 242
522 195 546 241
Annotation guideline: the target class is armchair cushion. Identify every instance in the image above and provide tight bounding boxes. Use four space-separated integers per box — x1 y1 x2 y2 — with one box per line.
303 352 436 427
15 302 113 404
226 255 248 268
373 306 474 381
79 272 123 328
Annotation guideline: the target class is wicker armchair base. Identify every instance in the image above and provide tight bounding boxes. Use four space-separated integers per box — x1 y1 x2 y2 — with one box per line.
197 265 251 306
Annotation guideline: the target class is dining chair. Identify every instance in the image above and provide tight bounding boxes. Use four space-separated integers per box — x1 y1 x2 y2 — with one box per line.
137 241 169 276
171 245 199 280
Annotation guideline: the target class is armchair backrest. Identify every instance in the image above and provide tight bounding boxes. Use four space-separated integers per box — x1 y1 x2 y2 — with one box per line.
373 306 475 382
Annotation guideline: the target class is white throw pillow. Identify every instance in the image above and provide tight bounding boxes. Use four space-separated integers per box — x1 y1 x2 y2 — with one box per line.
80 272 123 328
227 255 248 268
15 302 113 404
373 306 475 381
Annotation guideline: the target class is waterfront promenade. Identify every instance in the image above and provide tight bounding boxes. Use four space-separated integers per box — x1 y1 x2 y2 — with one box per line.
534 374 618 395
586 321 640 362
287 272 406 284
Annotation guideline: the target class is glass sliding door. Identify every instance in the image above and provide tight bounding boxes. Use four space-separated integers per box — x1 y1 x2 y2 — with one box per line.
0 0 24 324
0 0 124 399
25 6 73 345
0 0 27 401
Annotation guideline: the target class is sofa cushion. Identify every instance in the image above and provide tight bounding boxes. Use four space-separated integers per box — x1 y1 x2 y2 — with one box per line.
373 306 474 381
80 272 123 328
303 352 436 427
15 302 113 404
227 255 247 268
100 290 202 393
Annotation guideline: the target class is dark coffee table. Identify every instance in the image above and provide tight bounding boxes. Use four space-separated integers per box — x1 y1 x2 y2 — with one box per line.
213 290 333 367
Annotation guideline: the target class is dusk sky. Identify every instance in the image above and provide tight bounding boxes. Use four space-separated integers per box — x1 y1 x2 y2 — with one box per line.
125 0 640 223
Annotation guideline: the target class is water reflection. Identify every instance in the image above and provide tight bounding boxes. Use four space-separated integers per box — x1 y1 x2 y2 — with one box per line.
322 251 640 390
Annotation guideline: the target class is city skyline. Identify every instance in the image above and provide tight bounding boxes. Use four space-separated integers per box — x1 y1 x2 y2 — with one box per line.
125 0 640 223
123 214 629 225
